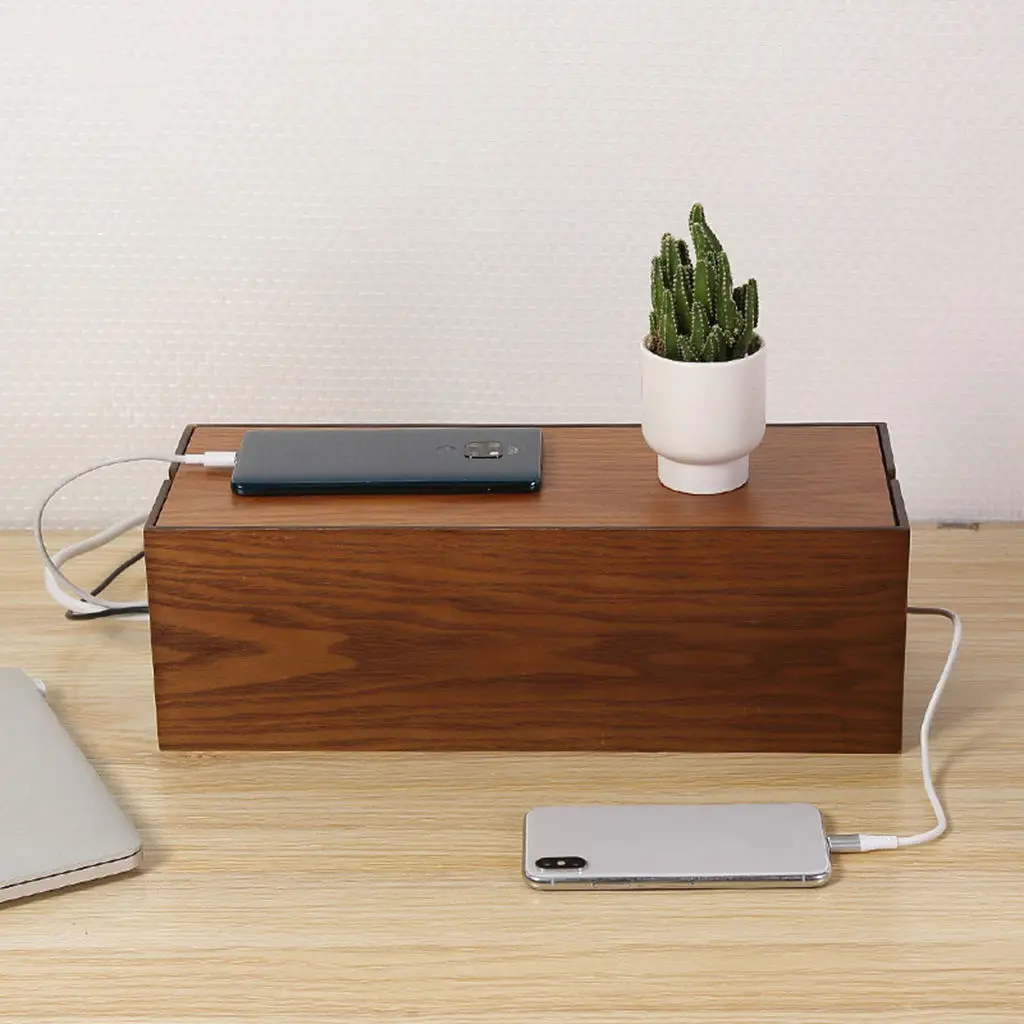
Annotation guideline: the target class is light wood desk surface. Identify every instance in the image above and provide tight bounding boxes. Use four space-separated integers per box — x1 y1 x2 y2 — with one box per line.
1 527 1022 1023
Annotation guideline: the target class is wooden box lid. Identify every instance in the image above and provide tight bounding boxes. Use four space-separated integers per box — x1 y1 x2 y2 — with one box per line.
151 424 904 531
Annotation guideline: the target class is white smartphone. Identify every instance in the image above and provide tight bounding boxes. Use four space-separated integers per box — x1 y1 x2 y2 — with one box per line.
523 803 831 890
0 668 142 905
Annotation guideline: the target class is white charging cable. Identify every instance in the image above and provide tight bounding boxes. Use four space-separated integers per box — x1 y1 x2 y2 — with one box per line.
828 605 962 854
36 452 236 617
45 512 151 618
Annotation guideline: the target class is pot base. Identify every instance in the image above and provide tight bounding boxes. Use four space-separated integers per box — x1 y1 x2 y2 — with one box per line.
657 455 749 495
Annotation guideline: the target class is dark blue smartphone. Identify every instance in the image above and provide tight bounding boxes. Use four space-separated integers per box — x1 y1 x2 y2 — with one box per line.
230 427 543 496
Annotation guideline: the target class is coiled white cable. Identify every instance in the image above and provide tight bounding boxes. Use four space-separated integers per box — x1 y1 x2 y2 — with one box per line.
35 452 236 616
45 512 150 617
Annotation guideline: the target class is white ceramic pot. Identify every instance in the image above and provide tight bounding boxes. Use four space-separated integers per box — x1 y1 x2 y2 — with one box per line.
640 340 767 494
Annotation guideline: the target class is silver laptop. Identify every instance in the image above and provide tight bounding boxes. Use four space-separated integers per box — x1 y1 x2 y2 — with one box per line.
0 668 142 904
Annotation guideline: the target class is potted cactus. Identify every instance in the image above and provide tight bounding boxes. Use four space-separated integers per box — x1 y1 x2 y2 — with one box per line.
641 203 766 494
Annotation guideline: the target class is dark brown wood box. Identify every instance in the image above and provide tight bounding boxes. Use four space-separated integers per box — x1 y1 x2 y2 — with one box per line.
144 424 910 752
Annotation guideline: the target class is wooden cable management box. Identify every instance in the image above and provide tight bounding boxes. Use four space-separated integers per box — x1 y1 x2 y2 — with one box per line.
144 424 909 752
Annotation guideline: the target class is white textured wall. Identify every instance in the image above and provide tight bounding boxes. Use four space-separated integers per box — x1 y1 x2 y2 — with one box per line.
1 1 1022 527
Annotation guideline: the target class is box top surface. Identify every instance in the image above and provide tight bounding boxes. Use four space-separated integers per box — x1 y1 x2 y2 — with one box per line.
152 424 901 530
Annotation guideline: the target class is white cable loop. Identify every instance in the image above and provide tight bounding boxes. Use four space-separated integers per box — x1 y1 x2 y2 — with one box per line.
45 513 149 615
35 453 227 614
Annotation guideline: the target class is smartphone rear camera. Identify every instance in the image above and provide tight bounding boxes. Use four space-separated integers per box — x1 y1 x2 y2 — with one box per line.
464 440 503 459
535 856 587 870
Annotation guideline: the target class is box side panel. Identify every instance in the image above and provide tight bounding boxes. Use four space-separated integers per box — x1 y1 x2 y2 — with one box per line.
146 527 909 752
876 423 898 481
145 424 196 528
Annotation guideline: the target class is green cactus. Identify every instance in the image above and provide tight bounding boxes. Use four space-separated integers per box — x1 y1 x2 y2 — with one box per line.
693 259 712 320
730 278 756 357
650 259 665 318
686 301 708 362
690 203 722 253
660 300 680 360
646 203 761 363
680 263 694 306
706 324 726 362
675 237 690 270
672 270 692 336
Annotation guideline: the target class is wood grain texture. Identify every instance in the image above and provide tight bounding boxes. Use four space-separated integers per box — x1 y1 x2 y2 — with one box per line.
146 526 909 752
157 424 898 529
1 528 1022 1024
147 424 907 752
